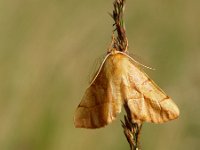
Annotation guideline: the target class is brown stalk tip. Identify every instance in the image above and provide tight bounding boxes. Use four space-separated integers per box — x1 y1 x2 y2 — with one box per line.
111 0 128 52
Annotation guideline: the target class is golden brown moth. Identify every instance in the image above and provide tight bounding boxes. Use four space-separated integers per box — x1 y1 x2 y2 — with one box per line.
74 49 180 129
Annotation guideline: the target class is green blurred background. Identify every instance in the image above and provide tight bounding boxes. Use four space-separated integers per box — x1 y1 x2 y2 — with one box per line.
0 0 199 150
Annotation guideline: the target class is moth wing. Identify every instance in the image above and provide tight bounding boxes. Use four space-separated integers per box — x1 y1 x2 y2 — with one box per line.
74 55 122 128
123 56 180 123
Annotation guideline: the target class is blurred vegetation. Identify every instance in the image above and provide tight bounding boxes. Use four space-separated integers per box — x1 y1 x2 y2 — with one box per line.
0 0 199 150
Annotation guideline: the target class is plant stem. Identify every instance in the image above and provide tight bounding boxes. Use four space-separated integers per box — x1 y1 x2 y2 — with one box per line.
111 0 143 149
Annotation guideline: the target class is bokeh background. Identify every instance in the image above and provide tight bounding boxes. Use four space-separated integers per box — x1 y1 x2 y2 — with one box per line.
0 0 200 150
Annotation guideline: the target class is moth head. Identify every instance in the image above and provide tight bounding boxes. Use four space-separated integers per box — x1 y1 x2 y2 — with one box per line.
108 48 119 55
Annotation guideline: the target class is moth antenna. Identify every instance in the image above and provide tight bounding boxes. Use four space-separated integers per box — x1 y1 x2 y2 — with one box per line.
89 53 111 86
89 51 155 87
119 52 156 70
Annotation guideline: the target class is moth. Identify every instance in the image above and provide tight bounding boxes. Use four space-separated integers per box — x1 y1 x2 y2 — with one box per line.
74 49 180 128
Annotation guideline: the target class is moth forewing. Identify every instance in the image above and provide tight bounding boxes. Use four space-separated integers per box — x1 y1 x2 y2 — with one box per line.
123 54 180 123
74 53 123 128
